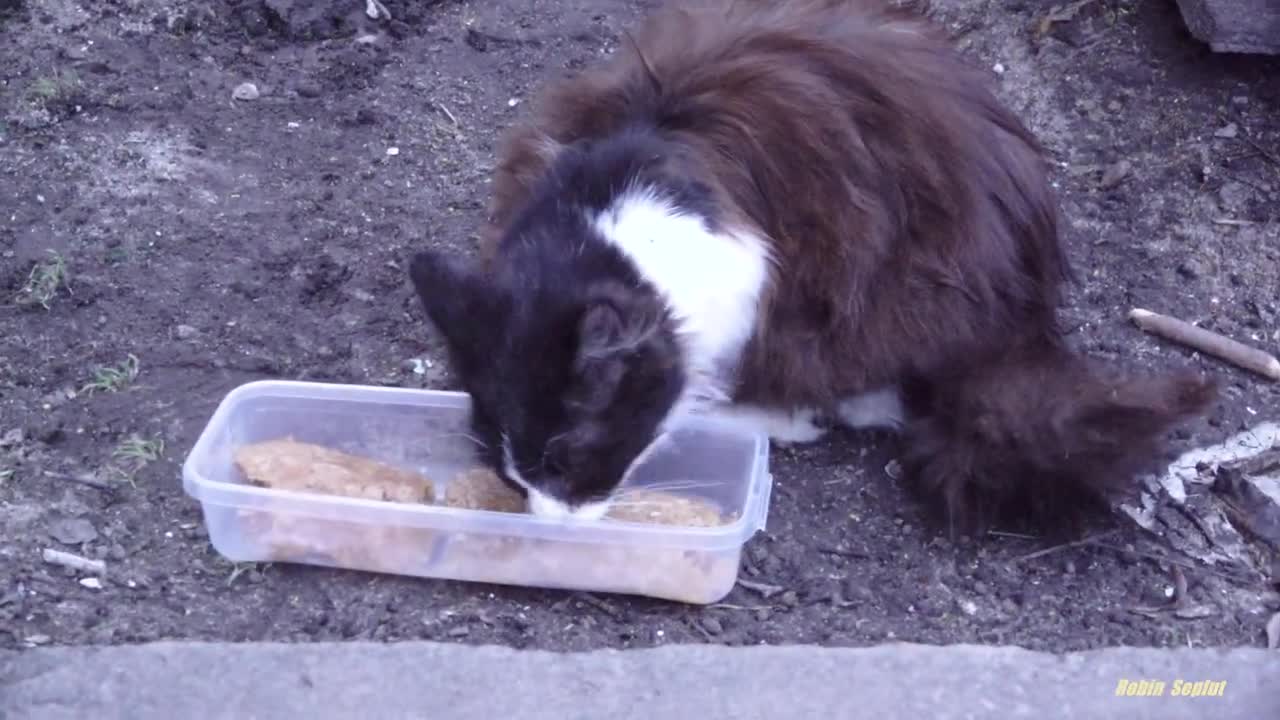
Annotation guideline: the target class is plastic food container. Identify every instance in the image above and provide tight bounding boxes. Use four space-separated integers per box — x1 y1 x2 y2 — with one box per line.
182 380 772 604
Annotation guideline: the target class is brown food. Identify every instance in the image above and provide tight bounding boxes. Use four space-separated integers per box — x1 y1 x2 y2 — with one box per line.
234 438 435 504
237 508 441 574
605 490 730 527
443 467 527 513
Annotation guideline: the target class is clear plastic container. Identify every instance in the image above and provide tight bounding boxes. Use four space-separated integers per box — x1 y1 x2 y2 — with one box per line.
182 380 773 604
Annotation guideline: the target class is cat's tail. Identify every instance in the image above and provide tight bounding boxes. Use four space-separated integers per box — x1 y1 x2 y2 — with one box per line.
898 339 1217 538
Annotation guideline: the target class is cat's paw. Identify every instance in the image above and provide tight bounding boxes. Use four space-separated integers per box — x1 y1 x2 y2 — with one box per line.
767 408 828 445
712 404 829 444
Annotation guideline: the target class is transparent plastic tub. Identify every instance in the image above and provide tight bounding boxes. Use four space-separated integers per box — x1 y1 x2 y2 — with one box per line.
182 380 773 604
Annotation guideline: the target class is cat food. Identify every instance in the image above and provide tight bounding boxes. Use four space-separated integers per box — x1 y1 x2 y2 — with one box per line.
443 467 527 513
232 438 442 571
184 380 772 604
234 437 435 503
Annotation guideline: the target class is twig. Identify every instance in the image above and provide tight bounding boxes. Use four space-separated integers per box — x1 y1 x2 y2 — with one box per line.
1014 530 1118 562
736 578 784 598
42 548 106 575
42 470 112 491
1129 308 1280 381
1242 137 1280 167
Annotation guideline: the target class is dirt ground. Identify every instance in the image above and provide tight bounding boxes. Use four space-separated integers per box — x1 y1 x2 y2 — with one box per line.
2 0 1278 653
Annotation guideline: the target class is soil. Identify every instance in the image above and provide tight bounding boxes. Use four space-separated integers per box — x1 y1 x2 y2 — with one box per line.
2 0 1279 652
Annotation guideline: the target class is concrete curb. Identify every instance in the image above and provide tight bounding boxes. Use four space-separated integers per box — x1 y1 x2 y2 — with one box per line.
2 641 1276 719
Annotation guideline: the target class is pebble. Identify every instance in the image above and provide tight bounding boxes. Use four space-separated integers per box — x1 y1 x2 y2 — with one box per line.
175 324 199 339
48 517 98 545
1177 257 1209 280
1099 159 1131 189
297 82 322 98
1213 122 1239 139
701 617 723 635
447 625 470 638
79 577 102 590
107 544 127 561
780 590 799 607
232 82 260 101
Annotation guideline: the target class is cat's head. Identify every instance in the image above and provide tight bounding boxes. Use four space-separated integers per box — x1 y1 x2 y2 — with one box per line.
408 240 686 519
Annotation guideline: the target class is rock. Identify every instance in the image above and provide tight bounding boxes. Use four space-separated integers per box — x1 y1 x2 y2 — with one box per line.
48 517 98 545
1218 181 1252 210
175 324 199 339
1177 257 1209 279
0 427 23 447
296 81 322 98
1175 0 1280 55
1214 122 1239 139
232 82 260 101
1099 159 1131 189
1211 448 1280 552
700 617 723 635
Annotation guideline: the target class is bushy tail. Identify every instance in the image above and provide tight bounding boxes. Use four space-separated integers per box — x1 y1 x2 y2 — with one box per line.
899 341 1217 538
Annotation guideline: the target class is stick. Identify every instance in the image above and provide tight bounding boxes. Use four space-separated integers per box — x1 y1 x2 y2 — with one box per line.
1129 308 1280 381
42 548 106 575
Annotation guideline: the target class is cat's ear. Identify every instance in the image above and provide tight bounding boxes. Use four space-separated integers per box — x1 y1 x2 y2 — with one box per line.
570 281 667 411
408 249 507 365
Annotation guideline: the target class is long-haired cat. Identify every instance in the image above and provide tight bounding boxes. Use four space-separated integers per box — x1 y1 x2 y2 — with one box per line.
408 0 1216 535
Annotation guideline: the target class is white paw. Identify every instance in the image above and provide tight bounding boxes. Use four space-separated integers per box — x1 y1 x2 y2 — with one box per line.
837 386 905 432
715 404 828 445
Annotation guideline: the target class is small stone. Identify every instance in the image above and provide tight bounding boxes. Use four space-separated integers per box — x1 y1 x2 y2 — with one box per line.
107 544 127 561
79 577 102 589
973 581 990 595
232 82 260 101
1177 258 1209 279
780 590 800 607
1214 123 1238 139
0 428 23 447
1218 181 1252 210
385 147 400 156
992 62 1005 74
1099 159 1131 189
701 616 723 635
446 625 470 638
175 324 199 339
25 634 51 645
297 82 322 98
1174 604 1217 620
48 517 98 545
959 599 978 616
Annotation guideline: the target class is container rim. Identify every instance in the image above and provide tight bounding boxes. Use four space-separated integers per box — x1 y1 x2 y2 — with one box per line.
182 379 773 550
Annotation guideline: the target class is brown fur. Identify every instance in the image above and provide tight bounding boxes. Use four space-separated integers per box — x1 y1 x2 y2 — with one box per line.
475 0 1216 535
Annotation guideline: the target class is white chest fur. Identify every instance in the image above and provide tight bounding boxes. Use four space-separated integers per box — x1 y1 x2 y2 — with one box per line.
592 187 771 402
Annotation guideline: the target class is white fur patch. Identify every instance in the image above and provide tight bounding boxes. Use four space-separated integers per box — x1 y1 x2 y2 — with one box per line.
713 404 828 445
501 433 669 521
836 386 905 431
593 187 771 410
527 490 611 521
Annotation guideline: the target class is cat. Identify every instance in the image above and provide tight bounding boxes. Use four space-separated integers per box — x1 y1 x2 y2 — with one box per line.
408 0 1216 535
